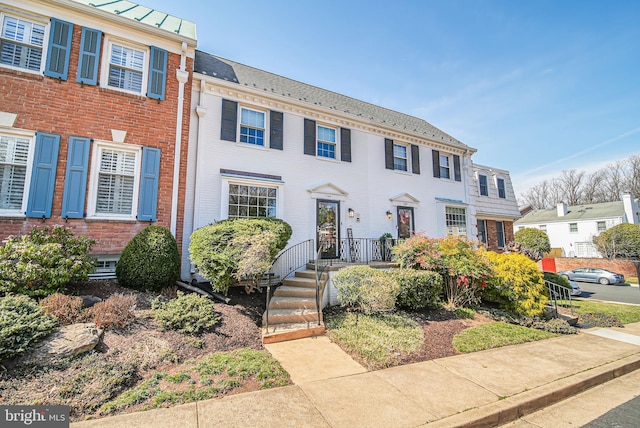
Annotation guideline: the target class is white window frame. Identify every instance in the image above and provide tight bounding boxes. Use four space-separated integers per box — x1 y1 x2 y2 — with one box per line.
597 221 606 232
0 129 35 216
496 221 505 248
478 174 489 196
569 223 578 233
86 141 141 220
238 106 266 147
0 12 49 74
100 37 148 96
393 142 409 172
445 206 467 236
439 153 451 179
220 176 283 220
316 124 337 160
496 177 506 198
540 224 547 232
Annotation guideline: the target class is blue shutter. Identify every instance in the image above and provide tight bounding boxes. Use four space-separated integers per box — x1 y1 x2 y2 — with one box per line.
77 27 102 85
61 137 91 218
147 46 168 100
137 147 161 221
44 18 73 80
26 133 60 218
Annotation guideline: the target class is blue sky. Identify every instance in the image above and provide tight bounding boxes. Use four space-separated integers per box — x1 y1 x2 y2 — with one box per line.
150 0 639 197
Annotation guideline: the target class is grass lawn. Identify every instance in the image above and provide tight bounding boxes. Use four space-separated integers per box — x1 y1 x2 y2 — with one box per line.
570 299 640 325
325 311 423 370
452 322 557 353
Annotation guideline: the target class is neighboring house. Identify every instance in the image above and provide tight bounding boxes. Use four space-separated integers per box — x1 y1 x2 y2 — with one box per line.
469 163 520 251
0 0 196 273
514 194 640 257
181 52 483 279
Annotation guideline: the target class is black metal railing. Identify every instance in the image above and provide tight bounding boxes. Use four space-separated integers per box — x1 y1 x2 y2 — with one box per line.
329 237 398 264
545 280 574 316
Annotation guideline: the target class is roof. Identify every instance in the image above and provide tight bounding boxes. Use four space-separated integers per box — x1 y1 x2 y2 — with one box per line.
515 200 627 224
194 51 474 151
68 0 197 40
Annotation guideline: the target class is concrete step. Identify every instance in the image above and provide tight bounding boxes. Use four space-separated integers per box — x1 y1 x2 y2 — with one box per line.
273 285 318 298
262 322 325 344
282 276 317 288
294 270 327 280
263 308 323 325
268 296 319 310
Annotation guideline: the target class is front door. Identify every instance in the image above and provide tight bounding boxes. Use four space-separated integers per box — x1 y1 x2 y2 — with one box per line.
317 200 339 258
397 206 414 239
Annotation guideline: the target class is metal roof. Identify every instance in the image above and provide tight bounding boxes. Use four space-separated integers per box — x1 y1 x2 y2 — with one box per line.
194 50 474 152
69 0 197 40
515 200 627 224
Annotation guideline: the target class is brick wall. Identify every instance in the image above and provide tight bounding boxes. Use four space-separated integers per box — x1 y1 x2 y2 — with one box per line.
0 23 192 256
483 220 514 252
542 258 639 278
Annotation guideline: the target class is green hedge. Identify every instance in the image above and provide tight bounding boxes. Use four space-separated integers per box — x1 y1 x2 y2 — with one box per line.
390 269 442 309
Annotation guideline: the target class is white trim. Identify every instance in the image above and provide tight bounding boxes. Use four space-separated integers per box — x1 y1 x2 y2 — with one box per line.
100 36 149 96
0 129 35 217
238 105 268 147
316 123 339 161
220 175 283 220
86 140 141 220
0 11 49 75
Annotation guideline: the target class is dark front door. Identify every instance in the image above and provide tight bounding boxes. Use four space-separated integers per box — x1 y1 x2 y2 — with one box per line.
317 200 339 258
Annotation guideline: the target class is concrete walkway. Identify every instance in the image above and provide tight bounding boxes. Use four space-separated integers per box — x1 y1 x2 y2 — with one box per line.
71 322 640 428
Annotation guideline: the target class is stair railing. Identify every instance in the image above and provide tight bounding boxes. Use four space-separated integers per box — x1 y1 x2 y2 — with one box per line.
314 240 331 326
545 280 574 316
264 239 315 333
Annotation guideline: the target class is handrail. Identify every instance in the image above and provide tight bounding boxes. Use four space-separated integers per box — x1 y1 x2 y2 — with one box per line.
264 239 314 333
314 240 332 326
544 280 574 316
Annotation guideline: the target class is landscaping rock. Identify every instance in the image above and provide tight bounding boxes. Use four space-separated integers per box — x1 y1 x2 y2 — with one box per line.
23 323 103 364
80 295 103 308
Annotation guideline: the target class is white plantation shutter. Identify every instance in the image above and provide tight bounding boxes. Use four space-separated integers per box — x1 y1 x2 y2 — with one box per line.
0 136 29 210
108 44 144 92
96 149 136 214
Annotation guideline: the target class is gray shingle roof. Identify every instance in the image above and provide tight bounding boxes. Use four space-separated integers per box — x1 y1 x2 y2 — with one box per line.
194 50 473 151
70 0 197 40
515 200 627 224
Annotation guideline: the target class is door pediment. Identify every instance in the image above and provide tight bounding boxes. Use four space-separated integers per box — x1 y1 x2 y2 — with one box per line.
308 182 349 200
389 192 420 207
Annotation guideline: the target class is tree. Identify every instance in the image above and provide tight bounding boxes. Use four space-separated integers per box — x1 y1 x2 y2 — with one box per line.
558 170 584 206
593 223 640 259
509 228 551 261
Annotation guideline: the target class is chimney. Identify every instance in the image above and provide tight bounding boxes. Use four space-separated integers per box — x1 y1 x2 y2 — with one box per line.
557 202 568 217
622 193 638 224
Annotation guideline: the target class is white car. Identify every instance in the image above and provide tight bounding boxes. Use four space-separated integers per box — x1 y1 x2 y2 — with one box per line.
569 280 582 296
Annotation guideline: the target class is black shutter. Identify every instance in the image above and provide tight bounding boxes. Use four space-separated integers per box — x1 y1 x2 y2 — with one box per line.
453 155 462 181
411 144 420 174
432 150 440 178
220 99 237 141
270 110 283 150
385 138 394 170
304 119 316 155
340 128 351 162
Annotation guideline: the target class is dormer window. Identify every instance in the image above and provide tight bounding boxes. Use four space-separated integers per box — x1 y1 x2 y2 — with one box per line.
479 174 488 196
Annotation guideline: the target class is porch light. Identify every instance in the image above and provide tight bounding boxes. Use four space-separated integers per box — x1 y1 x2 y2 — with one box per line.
386 210 392 220
348 208 355 218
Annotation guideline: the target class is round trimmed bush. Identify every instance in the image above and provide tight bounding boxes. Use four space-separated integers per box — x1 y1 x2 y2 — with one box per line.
1 294 57 362
333 265 399 313
116 226 180 291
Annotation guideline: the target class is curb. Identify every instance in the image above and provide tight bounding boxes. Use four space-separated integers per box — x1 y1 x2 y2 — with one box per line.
424 353 640 428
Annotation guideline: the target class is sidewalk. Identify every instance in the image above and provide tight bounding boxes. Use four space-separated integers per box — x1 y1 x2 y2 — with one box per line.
71 322 640 428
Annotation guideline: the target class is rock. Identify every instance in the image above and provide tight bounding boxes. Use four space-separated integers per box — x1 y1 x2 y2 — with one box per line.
23 323 103 364
80 295 103 308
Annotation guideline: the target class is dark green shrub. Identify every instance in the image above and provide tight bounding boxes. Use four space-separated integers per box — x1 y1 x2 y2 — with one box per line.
479 308 576 334
390 269 442 309
543 271 571 290
39 293 84 325
189 218 292 293
116 226 180 291
333 265 398 313
0 226 95 297
482 252 548 317
539 318 577 334
579 312 623 328
151 293 220 335
1 294 57 361
454 307 476 319
512 228 551 260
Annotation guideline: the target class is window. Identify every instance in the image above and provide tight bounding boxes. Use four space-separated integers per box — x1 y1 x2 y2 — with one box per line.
497 178 506 198
439 154 451 179
392 144 408 171
228 184 277 218
477 219 487 244
88 143 141 219
496 221 505 248
1 15 45 72
446 207 466 235
540 224 547 232
479 175 488 196
317 125 336 159
0 134 31 212
597 221 606 232
240 108 265 146
105 41 146 94
569 223 578 233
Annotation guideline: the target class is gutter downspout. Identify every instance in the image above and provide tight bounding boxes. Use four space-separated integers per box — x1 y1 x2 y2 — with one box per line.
171 42 190 236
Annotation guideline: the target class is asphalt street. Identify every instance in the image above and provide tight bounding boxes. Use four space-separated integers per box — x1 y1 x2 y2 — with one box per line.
575 281 640 305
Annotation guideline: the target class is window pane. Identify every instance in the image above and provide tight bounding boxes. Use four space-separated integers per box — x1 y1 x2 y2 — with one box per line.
445 207 466 235
0 136 29 210
228 184 276 218
479 175 488 196
240 109 264 128
496 221 505 248
96 149 136 215
108 44 144 92
497 178 506 198
1 16 45 71
317 126 336 143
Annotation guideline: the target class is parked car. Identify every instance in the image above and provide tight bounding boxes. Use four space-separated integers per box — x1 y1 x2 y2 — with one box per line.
558 268 625 285
568 280 582 296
